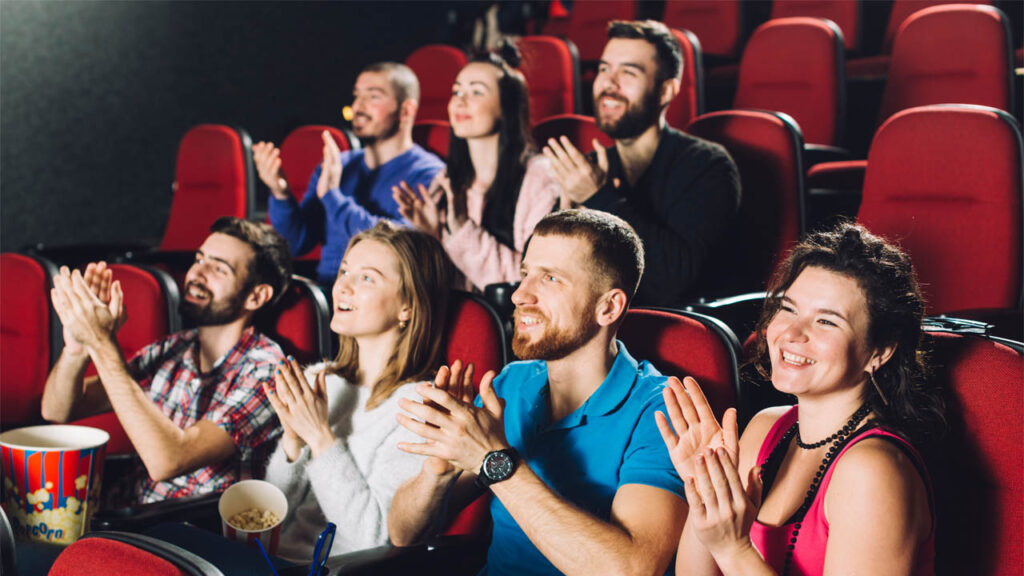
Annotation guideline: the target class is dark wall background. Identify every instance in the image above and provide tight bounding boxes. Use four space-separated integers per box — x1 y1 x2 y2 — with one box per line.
1 1 455 251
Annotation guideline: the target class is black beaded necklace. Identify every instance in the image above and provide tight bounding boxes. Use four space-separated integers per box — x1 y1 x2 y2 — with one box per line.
758 404 874 576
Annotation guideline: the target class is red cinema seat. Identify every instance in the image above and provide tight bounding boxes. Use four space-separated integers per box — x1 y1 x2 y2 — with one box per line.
734 17 846 147
542 0 636 63
50 531 225 576
856 105 1022 315
0 253 61 430
412 120 452 162
160 125 255 252
618 308 745 425
254 275 331 366
518 35 581 124
406 45 467 122
531 113 613 155
662 0 744 61
770 0 861 52
687 110 806 297
278 125 352 264
924 327 1023 576
665 28 705 131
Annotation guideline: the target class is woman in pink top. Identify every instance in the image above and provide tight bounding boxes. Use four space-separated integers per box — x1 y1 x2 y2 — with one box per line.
656 222 944 575
394 43 560 291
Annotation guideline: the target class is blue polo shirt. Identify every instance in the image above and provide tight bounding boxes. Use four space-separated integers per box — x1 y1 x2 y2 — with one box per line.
478 341 685 576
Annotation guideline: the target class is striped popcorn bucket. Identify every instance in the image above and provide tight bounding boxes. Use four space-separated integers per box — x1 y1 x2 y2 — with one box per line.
0 425 109 545
218 479 288 555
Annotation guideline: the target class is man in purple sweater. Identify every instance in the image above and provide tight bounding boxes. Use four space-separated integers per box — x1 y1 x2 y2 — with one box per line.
254 62 444 290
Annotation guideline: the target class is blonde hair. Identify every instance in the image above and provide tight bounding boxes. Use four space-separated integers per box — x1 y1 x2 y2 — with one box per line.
327 222 455 410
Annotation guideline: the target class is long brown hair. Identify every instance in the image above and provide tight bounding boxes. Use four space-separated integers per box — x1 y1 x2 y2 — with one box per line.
327 222 455 410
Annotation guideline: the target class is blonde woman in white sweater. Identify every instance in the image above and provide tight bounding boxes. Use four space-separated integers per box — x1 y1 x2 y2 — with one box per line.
262 221 460 560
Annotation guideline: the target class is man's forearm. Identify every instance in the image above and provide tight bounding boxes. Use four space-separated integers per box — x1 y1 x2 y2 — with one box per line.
388 468 460 546
41 350 98 422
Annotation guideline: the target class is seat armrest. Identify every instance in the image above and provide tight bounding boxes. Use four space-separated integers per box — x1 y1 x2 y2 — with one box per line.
806 160 867 191
278 535 487 576
92 492 221 534
685 292 767 342
803 144 854 169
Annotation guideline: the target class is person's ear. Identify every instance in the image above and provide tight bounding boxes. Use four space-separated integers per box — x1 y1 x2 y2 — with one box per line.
245 284 274 312
659 78 680 110
595 288 628 327
400 99 419 127
867 343 898 373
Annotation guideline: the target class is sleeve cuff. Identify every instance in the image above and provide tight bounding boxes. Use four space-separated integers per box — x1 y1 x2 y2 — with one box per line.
582 185 623 212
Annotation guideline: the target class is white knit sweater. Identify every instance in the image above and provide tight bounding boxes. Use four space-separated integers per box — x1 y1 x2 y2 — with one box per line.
264 363 426 561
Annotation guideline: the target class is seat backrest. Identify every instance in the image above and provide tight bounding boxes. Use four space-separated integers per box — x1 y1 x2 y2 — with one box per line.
734 17 845 146
278 125 351 263
531 113 613 155
50 531 225 576
618 308 744 424
160 125 254 252
412 120 452 162
924 330 1023 576
857 104 1023 314
879 4 1013 124
0 253 60 429
254 275 331 366
662 0 744 59
686 110 805 296
442 292 508 537
544 0 636 62
405 45 467 122
518 35 580 124
770 0 861 52
881 0 991 54
665 28 705 131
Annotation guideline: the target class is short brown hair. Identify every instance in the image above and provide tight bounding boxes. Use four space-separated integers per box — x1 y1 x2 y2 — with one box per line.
607 20 683 84
362 62 420 105
210 217 292 306
530 209 644 305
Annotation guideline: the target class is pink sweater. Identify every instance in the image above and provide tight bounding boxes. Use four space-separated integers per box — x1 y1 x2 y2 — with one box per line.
443 155 560 291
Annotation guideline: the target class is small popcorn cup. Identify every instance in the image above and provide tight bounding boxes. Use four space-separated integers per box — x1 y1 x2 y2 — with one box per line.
0 425 109 545
218 479 288 555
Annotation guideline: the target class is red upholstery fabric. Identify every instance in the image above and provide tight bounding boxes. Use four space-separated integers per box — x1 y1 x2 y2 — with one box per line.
662 0 743 59
0 253 55 428
405 45 467 122
927 331 1022 576
531 114 613 155
519 36 578 124
617 308 739 422
857 105 1023 314
543 0 636 62
412 120 451 161
50 538 188 576
882 0 991 54
734 17 844 146
687 110 805 295
665 28 704 131
279 125 351 263
878 4 1011 123
160 125 250 252
770 0 860 51
806 159 867 190
255 275 330 366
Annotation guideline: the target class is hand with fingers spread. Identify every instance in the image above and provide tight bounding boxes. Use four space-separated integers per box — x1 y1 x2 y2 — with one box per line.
252 141 290 200
543 136 609 207
655 376 739 482
396 364 505 476
393 179 444 240
684 448 764 561
265 357 335 459
412 360 480 476
50 266 125 352
316 131 344 199
59 262 121 355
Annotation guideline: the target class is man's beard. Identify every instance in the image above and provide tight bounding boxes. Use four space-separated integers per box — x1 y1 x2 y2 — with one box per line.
511 310 602 361
179 282 247 327
594 85 661 140
353 109 400 146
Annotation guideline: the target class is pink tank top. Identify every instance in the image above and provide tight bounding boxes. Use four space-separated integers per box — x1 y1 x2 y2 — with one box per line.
748 406 935 575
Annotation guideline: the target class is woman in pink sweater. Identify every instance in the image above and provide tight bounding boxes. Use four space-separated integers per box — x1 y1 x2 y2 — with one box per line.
394 43 560 292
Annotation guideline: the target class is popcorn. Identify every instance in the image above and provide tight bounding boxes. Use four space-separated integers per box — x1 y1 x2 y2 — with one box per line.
227 508 281 531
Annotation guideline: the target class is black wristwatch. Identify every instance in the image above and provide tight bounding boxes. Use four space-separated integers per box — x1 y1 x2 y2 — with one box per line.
475 448 520 489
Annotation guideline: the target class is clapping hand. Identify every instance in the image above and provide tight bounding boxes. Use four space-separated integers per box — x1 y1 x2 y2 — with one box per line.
393 179 444 240
543 136 611 207
252 141 289 200
654 376 739 482
50 265 125 353
264 357 335 460
316 131 343 198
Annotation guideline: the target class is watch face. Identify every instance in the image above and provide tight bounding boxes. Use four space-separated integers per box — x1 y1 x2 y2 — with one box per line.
484 451 514 481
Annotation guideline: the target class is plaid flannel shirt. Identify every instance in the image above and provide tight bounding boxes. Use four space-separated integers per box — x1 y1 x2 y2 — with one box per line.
126 326 283 504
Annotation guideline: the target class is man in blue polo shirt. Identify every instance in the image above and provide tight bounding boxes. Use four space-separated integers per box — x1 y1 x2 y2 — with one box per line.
254 62 444 291
390 210 687 575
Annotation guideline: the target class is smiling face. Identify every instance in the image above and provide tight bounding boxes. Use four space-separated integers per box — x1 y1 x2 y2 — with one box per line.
330 239 410 339
448 62 502 140
510 234 605 361
180 233 255 326
766 266 881 399
350 71 401 144
592 38 663 139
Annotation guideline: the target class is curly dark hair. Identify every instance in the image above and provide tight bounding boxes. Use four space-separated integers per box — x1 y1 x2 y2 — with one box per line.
752 221 945 442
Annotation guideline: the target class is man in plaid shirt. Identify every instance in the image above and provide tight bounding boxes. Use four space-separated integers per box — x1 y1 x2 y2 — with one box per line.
42 217 292 504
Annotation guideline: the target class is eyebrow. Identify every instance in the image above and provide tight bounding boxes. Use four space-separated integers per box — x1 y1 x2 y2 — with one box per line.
598 59 647 73
196 249 237 274
354 87 387 95
340 261 387 278
781 296 850 322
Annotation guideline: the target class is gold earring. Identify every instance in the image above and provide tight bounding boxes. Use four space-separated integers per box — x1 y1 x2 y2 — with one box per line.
399 319 408 330
868 371 889 406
